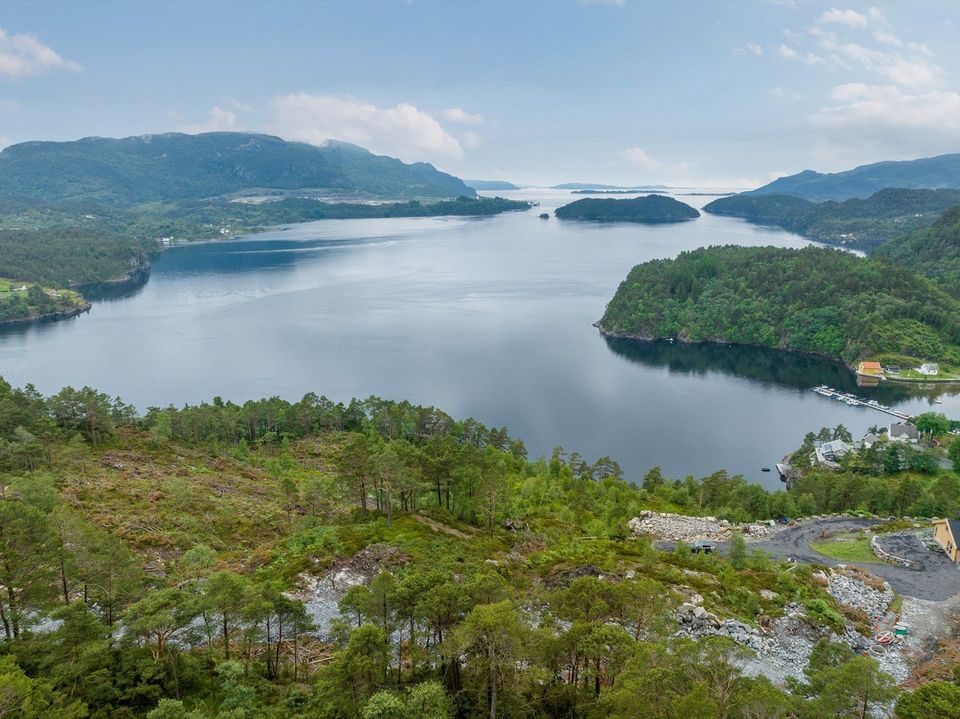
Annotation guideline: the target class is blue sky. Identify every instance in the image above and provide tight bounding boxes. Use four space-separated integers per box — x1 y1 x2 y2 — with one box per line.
1 0 959 187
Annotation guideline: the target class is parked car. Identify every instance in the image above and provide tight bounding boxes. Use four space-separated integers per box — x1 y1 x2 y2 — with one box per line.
690 540 715 554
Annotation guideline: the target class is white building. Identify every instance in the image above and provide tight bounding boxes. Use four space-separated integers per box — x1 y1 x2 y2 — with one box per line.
889 422 920 444
918 363 940 376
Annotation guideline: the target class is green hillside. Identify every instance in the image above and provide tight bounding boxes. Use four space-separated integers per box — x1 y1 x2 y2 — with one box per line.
0 132 475 204
599 245 960 369
874 206 960 297
703 188 960 250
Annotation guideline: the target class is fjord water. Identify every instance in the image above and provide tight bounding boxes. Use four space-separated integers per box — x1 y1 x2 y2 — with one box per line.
1 190 956 489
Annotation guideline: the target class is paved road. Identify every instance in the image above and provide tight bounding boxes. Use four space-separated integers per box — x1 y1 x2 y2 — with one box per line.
753 517 960 601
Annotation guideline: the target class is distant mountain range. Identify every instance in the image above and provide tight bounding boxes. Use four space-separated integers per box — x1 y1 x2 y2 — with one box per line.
465 180 520 190
0 132 475 205
751 153 960 201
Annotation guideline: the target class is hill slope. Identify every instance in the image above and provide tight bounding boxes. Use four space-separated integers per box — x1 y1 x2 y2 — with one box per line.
874 206 960 297
0 132 475 204
750 153 960 201
599 245 960 368
555 194 699 223
704 188 960 250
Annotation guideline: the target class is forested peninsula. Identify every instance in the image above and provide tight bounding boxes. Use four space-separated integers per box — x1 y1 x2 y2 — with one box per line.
703 188 960 251
598 245 960 374
2 375 959 719
555 195 699 223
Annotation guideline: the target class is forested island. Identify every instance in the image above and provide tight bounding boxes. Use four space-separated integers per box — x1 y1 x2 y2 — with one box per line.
1 374 958 718
598 245 960 375
555 195 699 223
703 188 960 250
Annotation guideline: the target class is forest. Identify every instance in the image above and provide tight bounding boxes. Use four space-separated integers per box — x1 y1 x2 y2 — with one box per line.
0 376 959 718
874 206 960 298
554 195 700 223
598 245 960 369
703 188 960 250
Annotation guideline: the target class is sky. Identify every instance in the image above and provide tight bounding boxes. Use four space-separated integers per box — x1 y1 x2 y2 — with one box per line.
0 0 959 187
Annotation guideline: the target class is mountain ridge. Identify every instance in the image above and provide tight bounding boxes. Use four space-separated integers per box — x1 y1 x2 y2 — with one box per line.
0 131 476 205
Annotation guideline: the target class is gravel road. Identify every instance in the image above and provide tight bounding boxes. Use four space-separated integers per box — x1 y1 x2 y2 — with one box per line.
754 517 960 601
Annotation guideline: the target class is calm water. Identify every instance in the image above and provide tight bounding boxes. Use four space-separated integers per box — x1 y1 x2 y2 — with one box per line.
1 189 956 489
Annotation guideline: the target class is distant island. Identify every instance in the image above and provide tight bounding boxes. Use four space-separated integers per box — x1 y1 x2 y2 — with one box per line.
598 245 960 379
552 182 671 190
555 195 699 223
465 179 520 190
747 152 960 201
703 188 960 251
570 189 667 195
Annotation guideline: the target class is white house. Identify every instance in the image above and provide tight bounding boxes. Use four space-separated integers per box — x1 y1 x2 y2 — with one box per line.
918 363 940 376
889 422 920 444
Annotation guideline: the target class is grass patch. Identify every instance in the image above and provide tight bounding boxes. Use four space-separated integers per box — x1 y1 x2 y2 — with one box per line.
810 533 881 564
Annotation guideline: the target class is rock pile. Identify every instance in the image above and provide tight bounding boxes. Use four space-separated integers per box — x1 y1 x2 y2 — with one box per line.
675 602 768 653
628 510 772 542
822 569 893 621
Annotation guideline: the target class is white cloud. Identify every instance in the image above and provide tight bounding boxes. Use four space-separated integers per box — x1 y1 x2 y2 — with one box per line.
462 130 482 149
441 107 484 124
621 147 691 175
268 94 463 162
777 44 826 65
0 28 81 79
820 8 869 28
179 106 240 134
873 30 902 47
772 86 802 101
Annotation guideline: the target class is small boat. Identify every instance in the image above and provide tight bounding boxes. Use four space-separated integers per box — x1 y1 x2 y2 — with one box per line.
935 399 943 404
761 467 771 472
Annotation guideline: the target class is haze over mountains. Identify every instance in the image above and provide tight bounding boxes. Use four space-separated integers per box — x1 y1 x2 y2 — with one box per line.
0 132 476 206
750 153 960 202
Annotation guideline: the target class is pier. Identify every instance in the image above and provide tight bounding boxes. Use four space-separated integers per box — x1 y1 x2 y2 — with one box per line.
810 386 913 421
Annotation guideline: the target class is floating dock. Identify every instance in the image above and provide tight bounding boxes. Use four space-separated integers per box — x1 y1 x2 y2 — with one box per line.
810 386 913 421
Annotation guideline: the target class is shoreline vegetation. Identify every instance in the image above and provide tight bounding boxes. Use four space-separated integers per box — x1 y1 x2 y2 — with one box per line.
598 245 960 385
0 195 531 326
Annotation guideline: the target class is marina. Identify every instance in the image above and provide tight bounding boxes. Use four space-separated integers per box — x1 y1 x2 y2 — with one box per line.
811 386 913 421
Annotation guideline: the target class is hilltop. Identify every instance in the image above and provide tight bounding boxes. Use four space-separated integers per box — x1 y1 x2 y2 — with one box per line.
0 132 475 205
598 245 960 371
750 153 960 202
555 194 699 223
